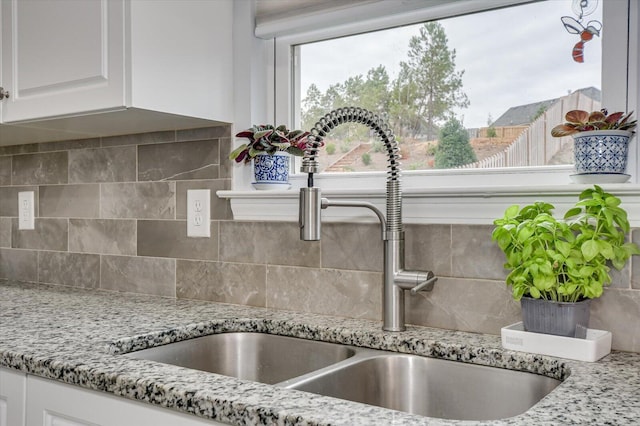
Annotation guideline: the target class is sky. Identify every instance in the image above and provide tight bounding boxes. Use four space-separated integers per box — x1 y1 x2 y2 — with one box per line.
299 0 602 129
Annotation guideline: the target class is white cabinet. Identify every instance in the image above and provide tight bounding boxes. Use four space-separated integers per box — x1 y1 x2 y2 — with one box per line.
0 367 27 426
0 0 233 145
1 0 125 123
26 375 229 426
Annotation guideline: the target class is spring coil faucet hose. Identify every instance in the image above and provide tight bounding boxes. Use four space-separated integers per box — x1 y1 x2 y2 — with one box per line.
301 107 402 233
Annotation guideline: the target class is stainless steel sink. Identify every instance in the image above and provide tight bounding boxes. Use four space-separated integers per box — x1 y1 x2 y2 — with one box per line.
285 353 561 421
125 332 355 384
124 332 561 421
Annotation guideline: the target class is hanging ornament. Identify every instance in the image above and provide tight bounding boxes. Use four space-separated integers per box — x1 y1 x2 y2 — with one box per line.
561 0 602 63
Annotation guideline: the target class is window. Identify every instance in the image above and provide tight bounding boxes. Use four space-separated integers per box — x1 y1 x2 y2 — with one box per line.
296 0 602 173
273 0 633 186
220 0 639 224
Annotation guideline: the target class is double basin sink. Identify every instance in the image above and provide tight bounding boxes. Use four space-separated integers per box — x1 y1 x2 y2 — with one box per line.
125 332 561 421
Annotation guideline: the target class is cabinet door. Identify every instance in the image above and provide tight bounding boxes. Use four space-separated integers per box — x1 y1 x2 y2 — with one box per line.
26 376 228 426
0 368 27 426
1 0 125 123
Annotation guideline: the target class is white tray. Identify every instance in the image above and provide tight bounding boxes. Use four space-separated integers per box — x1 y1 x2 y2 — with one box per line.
501 322 612 362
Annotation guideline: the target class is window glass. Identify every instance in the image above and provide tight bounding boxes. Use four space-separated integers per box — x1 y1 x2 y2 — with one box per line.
298 0 602 173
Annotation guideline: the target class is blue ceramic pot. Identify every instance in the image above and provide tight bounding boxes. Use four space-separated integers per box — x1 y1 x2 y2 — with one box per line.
252 152 290 189
573 130 632 174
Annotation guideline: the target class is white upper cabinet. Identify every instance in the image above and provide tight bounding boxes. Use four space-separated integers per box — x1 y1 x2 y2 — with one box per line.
0 0 233 144
1 0 125 122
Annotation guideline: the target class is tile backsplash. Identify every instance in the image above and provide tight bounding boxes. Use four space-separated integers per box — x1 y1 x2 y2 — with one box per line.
1 127 640 352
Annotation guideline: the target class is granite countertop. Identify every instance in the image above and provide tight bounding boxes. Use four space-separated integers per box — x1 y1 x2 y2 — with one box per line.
1 280 639 425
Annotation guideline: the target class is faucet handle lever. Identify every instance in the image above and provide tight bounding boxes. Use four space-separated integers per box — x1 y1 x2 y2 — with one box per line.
410 274 437 294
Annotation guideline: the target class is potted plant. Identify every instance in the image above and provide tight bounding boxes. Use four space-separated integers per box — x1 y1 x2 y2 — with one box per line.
551 109 637 181
229 124 312 190
492 185 640 337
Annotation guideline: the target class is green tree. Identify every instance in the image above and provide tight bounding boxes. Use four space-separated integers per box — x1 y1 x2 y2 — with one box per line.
302 66 394 141
389 66 423 138
301 83 326 131
393 22 469 139
360 65 391 112
434 117 476 168
361 152 372 165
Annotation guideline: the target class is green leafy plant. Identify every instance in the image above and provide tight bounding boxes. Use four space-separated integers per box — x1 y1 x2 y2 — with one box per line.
229 124 312 164
551 109 637 137
434 117 476 168
361 152 372 166
492 185 640 302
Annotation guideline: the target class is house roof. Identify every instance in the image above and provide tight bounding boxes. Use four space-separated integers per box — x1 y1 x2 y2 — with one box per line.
492 87 601 127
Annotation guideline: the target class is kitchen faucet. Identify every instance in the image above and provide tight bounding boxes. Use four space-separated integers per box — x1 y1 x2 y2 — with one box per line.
299 107 436 332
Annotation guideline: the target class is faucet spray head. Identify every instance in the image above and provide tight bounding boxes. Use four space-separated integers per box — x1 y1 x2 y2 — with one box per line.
299 187 322 241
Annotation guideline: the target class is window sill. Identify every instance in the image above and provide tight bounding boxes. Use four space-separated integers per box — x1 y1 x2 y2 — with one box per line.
218 171 640 226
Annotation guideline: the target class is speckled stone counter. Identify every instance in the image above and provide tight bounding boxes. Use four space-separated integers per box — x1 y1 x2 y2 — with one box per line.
1 280 639 425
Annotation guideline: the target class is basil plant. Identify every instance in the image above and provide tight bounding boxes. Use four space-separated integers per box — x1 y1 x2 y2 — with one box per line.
492 185 640 302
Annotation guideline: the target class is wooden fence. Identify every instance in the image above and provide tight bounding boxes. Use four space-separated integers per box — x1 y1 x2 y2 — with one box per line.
459 91 600 169
477 126 528 138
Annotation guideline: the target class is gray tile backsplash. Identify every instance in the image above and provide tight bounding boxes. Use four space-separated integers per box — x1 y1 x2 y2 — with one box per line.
11 218 68 251
0 156 11 185
69 219 137 256
138 139 220 181
100 182 176 219
39 184 100 218
69 146 137 183
100 255 176 297
0 218 11 248
176 259 266 306
321 223 383 272
39 251 100 289
0 248 37 281
12 151 68 185
219 221 321 267
406 277 521 335
451 225 507 280
137 220 219 261
2 125 640 353
266 265 382 320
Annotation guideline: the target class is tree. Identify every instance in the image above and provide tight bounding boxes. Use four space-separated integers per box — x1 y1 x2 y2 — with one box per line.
301 84 326 131
302 66 393 141
434 117 476 168
389 65 423 138
394 22 469 139
360 65 391 113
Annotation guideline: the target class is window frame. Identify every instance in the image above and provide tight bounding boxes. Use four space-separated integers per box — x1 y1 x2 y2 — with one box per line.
220 0 640 226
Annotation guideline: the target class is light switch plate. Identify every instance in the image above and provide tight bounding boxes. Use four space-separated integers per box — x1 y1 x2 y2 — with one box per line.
18 191 35 230
187 189 210 237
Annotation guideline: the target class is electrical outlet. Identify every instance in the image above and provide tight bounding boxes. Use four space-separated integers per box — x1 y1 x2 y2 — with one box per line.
18 191 35 230
187 189 210 237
